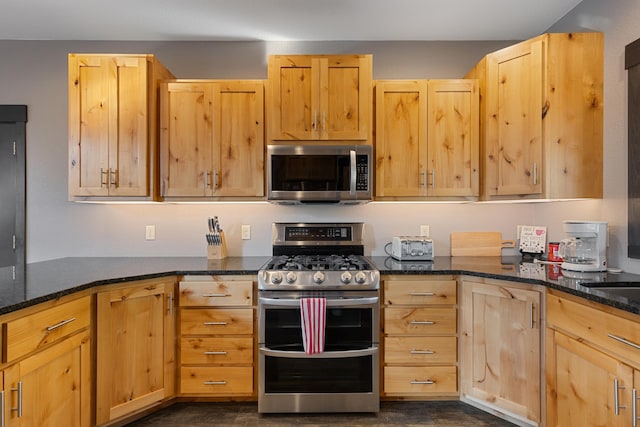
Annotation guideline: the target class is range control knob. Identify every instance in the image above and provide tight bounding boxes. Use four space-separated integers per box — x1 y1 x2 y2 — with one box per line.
312 271 325 284
285 272 297 284
354 271 367 284
340 272 353 284
270 272 283 285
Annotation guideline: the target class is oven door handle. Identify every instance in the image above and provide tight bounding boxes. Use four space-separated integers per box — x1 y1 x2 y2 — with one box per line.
259 346 378 359
259 296 378 307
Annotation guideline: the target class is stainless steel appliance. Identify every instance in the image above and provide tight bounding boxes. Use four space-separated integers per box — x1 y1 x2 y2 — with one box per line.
258 222 380 413
266 144 372 204
558 220 608 272
390 236 434 261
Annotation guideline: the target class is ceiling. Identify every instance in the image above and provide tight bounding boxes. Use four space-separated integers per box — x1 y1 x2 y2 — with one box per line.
1 0 583 42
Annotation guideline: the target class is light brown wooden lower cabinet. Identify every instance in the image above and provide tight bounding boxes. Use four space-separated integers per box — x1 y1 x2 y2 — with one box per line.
459 277 543 426
4 330 91 427
546 290 640 427
95 277 176 425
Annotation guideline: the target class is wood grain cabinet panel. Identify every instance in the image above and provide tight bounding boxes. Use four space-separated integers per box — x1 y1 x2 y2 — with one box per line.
160 80 264 199
179 281 253 307
460 278 542 426
95 278 176 424
375 80 479 200
381 275 458 398
68 54 173 200
466 32 603 200
268 55 372 141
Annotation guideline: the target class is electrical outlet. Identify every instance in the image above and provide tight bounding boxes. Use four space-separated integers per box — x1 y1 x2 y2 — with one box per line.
241 224 251 240
145 225 156 241
420 225 430 237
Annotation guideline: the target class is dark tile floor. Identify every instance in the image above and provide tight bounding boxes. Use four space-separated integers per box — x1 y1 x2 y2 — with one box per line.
126 401 517 426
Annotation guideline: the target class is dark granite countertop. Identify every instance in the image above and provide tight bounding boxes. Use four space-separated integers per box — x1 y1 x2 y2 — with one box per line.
3 255 640 316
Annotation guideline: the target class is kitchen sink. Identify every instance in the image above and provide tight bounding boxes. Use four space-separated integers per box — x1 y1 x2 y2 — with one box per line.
585 286 640 301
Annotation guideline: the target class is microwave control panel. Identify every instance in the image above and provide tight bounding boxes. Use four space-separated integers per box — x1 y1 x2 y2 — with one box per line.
356 155 369 191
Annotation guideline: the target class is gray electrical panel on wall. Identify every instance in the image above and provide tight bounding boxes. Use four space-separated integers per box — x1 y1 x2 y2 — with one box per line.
0 105 26 287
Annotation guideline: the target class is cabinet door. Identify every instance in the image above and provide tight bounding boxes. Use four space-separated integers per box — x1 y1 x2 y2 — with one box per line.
268 56 316 140
69 55 149 197
427 80 479 197
460 280 541 424
375 81 428 197
547 331 632 427
212 81 264 196
485 40 543 196
68 55 111 196
5 331 91 427
268 55 371 141
96 279 176 424
160 82 213 197
322 55 372 140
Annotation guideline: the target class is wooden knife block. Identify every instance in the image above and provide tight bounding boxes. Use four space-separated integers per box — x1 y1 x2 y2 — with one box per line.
207 232 228 260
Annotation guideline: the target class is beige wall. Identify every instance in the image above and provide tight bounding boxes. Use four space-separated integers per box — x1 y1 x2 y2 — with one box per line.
0 19 633 271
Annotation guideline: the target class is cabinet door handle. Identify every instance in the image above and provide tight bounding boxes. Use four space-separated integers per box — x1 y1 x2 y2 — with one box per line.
203 293 230 298
204 351 227 355
1 390 4 427
11 382 22 418
203 322 227 326
410 292 435 297
213 170 219 189
205 171 212 189
430 169 435 189
100 168 108 188
46 317 76 332
203 380 227 385
633 388 639 427
168 292 174 317
421 170 427 187
533 162 538 185
410 379 434 385
109 168 118 187
608 333 640 350
410 349 434 355
410 320 435 325
615 378 627 415
529 303 534 329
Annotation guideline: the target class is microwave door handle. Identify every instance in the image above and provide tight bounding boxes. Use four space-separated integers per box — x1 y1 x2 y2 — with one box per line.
259 296 378 307
350 149 357 196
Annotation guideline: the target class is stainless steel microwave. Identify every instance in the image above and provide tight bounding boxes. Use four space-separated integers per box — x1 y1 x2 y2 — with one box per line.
267 144 372 204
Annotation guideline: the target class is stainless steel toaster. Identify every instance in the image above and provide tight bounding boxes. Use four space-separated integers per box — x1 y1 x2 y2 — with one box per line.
391 237 434 261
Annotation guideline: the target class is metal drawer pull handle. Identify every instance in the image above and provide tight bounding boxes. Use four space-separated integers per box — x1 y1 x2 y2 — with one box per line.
203 322 227 326
46 317 76 332
203 381 227 385
615 378 627 415
410 292 435 296
204 351 227 355
608 333 640 350
203 293 230 298
410 321 435 325
410 380 434 385
11 382 22 418
633 388 639 427
410 349 434 355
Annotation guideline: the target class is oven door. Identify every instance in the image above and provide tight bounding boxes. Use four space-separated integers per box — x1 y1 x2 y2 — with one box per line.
258 291 379 413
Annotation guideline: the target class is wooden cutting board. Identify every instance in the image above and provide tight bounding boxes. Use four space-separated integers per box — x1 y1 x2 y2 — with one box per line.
450 232 516 256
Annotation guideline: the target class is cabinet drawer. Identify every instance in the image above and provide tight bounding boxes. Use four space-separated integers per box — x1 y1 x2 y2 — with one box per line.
4 296 91 362
181 308 253 335
547 294 640 367
384 308 456 335
180 366 253 394
384 280 457 305
384 336 457 364
384 366 457 394
179 281 253 307
181 337 253 364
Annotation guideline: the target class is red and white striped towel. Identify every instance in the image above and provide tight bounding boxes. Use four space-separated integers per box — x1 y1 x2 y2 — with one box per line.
300 297 326 355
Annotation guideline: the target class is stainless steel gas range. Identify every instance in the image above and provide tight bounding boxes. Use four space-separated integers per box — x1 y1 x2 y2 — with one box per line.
258 222 380 413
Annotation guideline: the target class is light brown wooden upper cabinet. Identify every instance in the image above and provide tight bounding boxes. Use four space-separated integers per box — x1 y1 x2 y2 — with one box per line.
375 79 479 199
159 80 264 199
267 54 372 142
68 54 174 200
466 32 603 200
